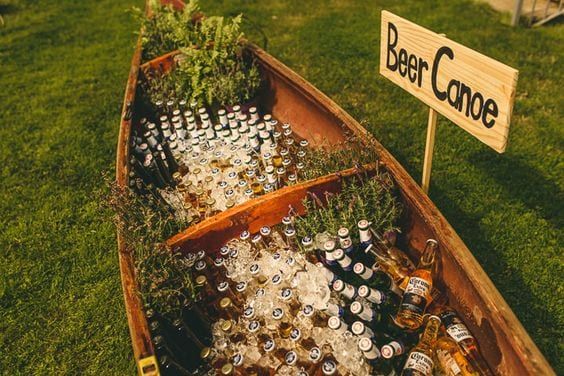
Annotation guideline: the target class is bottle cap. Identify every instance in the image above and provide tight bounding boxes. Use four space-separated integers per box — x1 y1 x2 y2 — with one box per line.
219 297 232 309
280 323 293 337
272 308 284 320
248 320 260 333
280 288 292 300
350 301 363 314
357 285 370 298
333 249 344 260
239 230 250 241
235 281 247 292
220 319 233 332
249 263 260 275
214 257 224 267
263 339 275 352
200 347 211 360
358 337 373 352
284 228 296 238
353 263 366 274
426 239 439 247
322 360 337 375
309 347 322 362
260 226 271 237
220 246 230 256
285 351 298 366
337 227 349 238
323 240 336 252
251 234 262 244
327 316 342 330
221 363 234 375
271 274 282 285
358 219 370 229
195 275 207 286
351 321 366 335
381 341 403 359
232 353 244 367
332 280 344 292
303 305 314 317
217 281 229 292
301 236 313 246
290 327 301 341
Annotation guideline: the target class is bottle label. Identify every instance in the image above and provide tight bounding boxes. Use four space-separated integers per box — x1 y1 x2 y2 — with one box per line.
404 352 433 375
405 277 431 298
400 277 431 314
436 349 462 375
446 323 473 343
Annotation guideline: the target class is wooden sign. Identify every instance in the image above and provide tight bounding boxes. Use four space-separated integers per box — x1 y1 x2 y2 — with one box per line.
379 11 518 153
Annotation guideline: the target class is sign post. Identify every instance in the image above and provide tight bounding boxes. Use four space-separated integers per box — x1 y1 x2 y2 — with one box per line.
379 11 518 193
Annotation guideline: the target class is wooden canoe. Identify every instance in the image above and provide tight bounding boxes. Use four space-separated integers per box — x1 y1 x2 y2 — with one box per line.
116 3 554 375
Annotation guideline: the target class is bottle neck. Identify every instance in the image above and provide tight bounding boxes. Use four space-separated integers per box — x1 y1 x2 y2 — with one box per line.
418 317 440 351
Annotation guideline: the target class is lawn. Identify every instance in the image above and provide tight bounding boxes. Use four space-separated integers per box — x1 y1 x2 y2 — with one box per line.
0 0 561 374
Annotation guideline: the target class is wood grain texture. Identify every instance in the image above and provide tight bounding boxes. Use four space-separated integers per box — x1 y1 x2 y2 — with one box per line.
379 11 518 153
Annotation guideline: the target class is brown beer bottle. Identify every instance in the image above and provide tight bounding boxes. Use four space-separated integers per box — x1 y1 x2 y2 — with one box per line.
395 240 438 330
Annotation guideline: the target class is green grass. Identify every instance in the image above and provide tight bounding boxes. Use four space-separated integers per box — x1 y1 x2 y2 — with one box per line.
0 0 561 374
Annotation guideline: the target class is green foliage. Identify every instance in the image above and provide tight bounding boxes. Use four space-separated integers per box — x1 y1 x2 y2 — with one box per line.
301 135 381 181
132 0 201 61
141 13 261 107
104 179 194 321
295 175 402 246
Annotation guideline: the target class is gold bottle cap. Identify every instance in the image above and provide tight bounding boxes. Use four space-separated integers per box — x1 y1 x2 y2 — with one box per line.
219 297 233 309
205 175 213 183
206 198 216 206
195 275 207 286
221 319 233 332
172 172 182 181
221 363 234 375
200 347 211 360
280 324 293 337
225 199 235 208
257 275 268 286
195 188 204 196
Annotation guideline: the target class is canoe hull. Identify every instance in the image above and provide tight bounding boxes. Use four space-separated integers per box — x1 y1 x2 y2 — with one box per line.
116 5 554 375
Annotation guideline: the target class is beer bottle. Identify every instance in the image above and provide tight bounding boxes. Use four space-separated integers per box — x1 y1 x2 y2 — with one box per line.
158 355 192 376
332 279 357 300
357 219 373 254
358 337 382 366
327 316 349 335
351 321 375 340
320 359 340 376
333 249 353 272
396 240 438 330
438 308 492 376
350 301 380 323
153 335 197 373
401 315 440 376
435 335 479 376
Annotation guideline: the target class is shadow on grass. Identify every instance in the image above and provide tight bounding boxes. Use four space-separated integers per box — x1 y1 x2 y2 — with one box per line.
431 183 562 370
466 152 563 229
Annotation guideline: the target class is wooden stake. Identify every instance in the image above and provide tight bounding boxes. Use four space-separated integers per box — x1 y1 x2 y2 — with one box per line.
422 107 438 194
